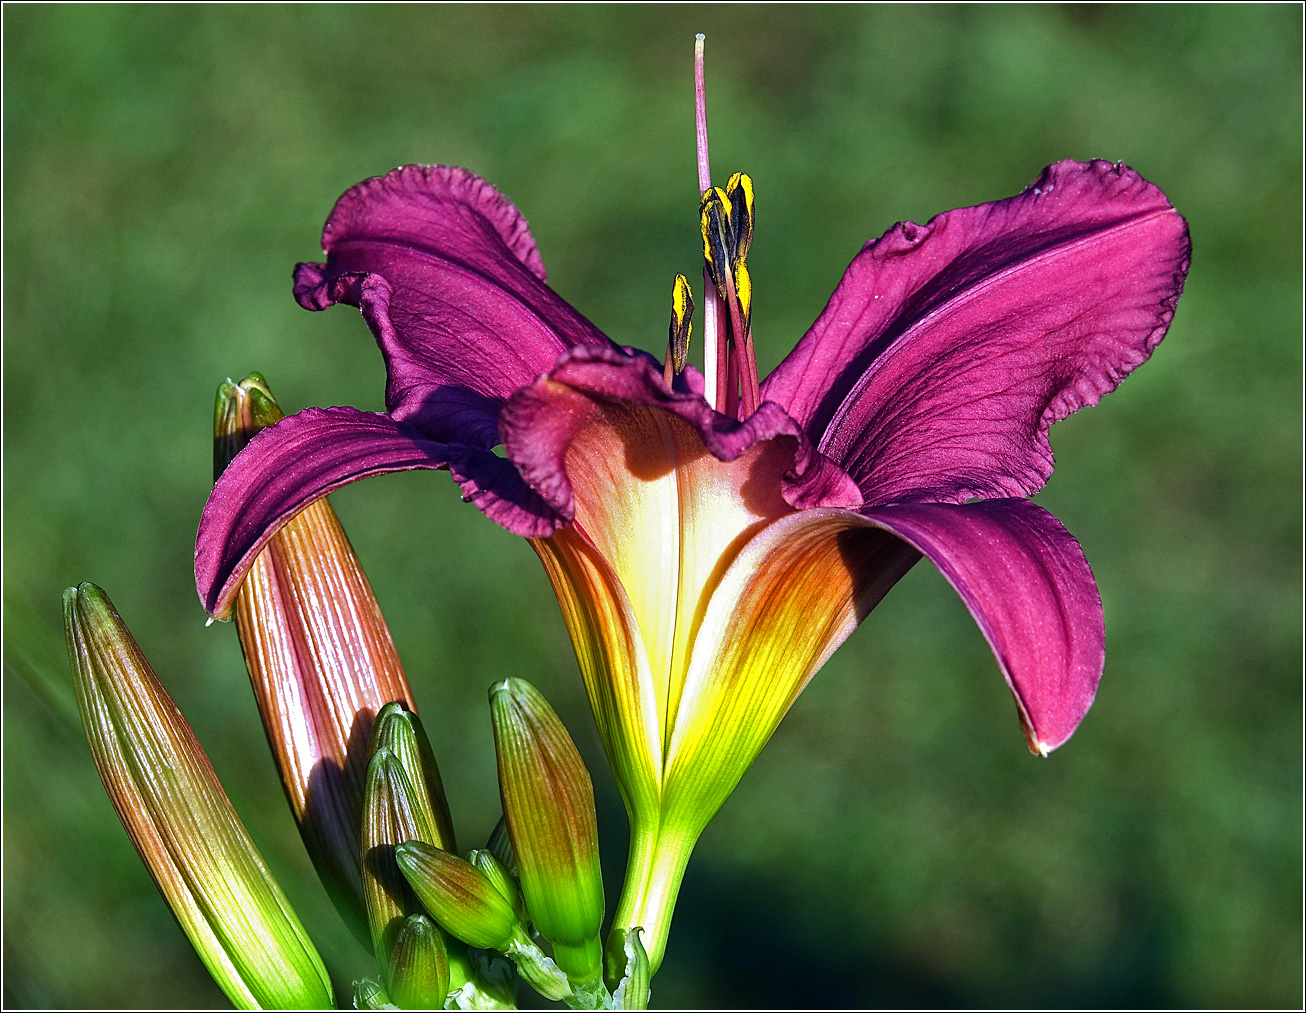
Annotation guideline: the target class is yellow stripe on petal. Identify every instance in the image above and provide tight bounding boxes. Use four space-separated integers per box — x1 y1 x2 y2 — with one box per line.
532 529 663 822
662 509 920 837
549 401 795 757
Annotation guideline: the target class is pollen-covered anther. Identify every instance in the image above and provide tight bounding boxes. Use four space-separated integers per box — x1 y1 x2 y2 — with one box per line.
699 186 733 300
663 274 695 386
725 171 754 262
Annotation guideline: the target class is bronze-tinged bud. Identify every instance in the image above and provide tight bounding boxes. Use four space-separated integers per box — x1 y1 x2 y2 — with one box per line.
396 841 521 951
490 678 603 984
387 913 450 1010
215 373 421 937
64 583 333 1010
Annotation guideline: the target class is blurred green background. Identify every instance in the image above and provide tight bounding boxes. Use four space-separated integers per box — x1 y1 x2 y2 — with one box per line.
4 5 1300 1008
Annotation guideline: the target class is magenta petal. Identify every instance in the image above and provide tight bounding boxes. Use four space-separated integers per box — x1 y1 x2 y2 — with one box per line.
196 406 560 618
293 166 611 444
499 345 863 524
859 498 1104 753
763 160 1191 506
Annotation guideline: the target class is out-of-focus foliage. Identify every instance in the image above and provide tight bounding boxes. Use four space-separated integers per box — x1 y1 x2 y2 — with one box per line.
4 5 1299 1008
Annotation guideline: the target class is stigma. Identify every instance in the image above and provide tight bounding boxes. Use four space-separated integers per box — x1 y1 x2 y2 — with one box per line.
689 36 761 420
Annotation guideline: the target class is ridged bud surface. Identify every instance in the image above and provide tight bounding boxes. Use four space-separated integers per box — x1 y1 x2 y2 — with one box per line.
65 583 333 1010
490 678 603 982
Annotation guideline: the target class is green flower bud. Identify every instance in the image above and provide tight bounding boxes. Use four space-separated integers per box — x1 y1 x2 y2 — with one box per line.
469 848 523 916
369 702 456 851
387 913 450 1010
64 583 333 1010
362 748 439 980
396 840 521 951
489 678 603 984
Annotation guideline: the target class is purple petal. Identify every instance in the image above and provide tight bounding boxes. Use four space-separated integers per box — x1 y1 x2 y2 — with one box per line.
499 345 863 525
859 498 1103 753
196 406 560 619
763 160 1191 507
293 166 611 445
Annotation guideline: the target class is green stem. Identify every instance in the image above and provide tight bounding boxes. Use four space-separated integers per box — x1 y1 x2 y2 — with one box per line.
607 820 699 976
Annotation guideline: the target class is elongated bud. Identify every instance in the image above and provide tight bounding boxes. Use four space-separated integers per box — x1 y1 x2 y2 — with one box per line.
215 373 419 936
370 702 456 851
396 841 521 951
387 913 450 1010
64 583 333 1010
362 748 442 981
469 848 523 916
490 678 603 983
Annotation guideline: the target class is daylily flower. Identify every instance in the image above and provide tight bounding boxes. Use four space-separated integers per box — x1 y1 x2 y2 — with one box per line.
196 79 1189 971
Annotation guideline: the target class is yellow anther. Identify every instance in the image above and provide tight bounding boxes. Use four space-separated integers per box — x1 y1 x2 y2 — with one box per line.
667 274 695 376
732 260 751 330
700 187 732 293
725 172 754 263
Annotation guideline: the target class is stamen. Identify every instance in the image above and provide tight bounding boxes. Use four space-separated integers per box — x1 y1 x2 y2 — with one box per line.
725 172 754 262
663 274 695 388
700 187 732 301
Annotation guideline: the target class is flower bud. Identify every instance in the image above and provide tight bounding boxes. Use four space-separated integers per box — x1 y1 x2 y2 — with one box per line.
64 583 333 1010
387 913 450 1010
396 841 521 951
469 848 523 916
489 678 603 984
362 748 440 981
369 702 455 851
215 373 420 937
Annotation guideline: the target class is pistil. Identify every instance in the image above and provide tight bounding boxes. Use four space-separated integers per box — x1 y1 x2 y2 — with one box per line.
694 35 726 413
693 37 761 420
